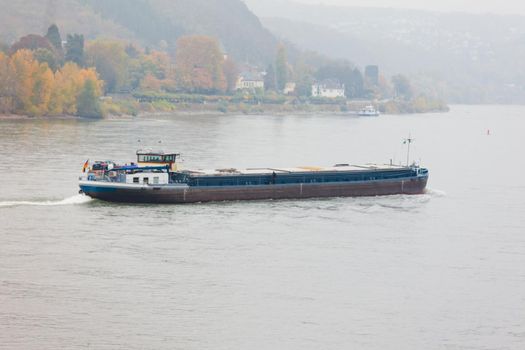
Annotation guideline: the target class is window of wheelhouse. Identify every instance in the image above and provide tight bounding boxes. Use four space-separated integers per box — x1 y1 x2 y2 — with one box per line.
137 154 176 163
138 154 162 162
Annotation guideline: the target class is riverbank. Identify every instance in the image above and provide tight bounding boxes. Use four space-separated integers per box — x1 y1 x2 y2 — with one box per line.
0 114 82 120
0 94 449 119
102 93 450 117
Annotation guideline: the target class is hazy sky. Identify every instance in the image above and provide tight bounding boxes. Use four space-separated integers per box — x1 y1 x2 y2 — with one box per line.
295 0 525 15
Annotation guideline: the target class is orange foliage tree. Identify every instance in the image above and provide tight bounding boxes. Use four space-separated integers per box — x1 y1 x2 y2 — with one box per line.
140 50 176 92
0 50 103 117
175 35 227 94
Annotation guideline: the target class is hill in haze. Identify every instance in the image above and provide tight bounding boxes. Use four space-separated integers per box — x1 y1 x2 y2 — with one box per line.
245 0 525 104
0 0 278 65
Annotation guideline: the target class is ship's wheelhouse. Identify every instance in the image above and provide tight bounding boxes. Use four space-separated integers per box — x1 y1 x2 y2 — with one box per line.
136 150 180 171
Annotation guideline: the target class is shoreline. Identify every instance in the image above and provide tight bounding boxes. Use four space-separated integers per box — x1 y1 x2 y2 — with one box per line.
1 109 448 120
1 101 451 120
1 93 451 119
0 114 82 120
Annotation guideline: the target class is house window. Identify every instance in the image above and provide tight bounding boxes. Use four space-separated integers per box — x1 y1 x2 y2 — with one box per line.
153 177 159 184
133 177 139 183
143 178 149 184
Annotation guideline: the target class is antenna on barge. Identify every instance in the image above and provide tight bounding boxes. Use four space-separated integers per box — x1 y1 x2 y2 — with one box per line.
403 134 414 167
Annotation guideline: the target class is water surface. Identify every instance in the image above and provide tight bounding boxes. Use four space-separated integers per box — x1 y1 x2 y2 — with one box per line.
1 106 524 349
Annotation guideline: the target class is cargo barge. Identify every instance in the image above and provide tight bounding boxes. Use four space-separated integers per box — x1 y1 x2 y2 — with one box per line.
78 150 429 204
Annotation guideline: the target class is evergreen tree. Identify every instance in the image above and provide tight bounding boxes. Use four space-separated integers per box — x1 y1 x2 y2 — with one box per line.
125 43 140 59
348 68 365 98
0 41 8 54
76 79 102 118
294 62 314 97
45 24 63 53
264 64 276 91
315 63 364 98
275 45 288 92
65 34 85 66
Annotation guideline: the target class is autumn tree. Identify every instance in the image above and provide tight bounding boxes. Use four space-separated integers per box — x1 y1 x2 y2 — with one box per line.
140 74 163 91
10 31 62 72
275 44 288 92
51 62 102 115
9 50 41 114
5 50 55 116
175 35 226 94
10 34 54 54
0 49 103 117
85 40 129 93
0 52 16 113
31 63 55 116
33 48 59 71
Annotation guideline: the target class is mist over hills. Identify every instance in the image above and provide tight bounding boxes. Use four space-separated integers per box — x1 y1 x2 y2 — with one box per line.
0 0 278 65
2 0 524 103
245 0 525 103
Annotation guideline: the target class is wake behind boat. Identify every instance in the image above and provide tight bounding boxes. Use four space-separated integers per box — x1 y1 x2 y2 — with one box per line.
78 150 429 204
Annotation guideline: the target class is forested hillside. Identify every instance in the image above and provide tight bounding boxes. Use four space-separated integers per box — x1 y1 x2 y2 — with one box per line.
246 0 525 104
0 0 278 65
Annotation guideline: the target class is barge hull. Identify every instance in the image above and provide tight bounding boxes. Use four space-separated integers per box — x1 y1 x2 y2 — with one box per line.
80 176 428 204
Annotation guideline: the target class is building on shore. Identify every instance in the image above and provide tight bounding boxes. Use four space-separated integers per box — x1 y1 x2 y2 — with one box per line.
236 72 265 91
311 79 345 98
283 82 296 95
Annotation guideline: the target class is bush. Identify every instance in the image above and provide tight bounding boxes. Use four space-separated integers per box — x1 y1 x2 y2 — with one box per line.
77 79 103 118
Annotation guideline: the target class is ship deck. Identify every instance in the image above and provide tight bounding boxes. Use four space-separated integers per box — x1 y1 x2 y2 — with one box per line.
181 164 409 177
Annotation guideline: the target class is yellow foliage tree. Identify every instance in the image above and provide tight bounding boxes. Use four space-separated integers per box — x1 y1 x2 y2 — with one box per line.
0 52 16 113
51 62 102 115
9 50 40 115
0 50 103 117
30 63 54 116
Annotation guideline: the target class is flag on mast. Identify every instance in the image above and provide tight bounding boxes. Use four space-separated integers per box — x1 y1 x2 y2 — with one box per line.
82 160 89 173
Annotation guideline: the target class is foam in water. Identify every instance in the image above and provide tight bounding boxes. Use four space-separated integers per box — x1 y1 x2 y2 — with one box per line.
425 188 447 197
0 194 92 208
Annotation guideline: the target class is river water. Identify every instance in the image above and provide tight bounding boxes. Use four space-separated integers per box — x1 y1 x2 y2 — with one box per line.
0 105 524 349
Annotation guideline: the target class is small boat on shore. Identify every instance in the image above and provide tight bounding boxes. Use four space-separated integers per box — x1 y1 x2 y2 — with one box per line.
78 150 429 204
358 105 381 117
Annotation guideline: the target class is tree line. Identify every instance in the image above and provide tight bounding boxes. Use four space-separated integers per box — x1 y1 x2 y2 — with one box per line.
0 25 103 117
0 24 417 117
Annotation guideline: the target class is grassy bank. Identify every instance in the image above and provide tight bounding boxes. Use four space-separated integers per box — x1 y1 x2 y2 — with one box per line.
101 93 450 117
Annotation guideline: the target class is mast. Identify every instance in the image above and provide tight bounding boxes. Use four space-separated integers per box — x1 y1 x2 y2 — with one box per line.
403 134 414 167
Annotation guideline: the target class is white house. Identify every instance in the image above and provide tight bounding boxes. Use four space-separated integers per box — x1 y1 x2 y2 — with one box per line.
236 72 265 91
283 82 296 95
311 79 345 98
